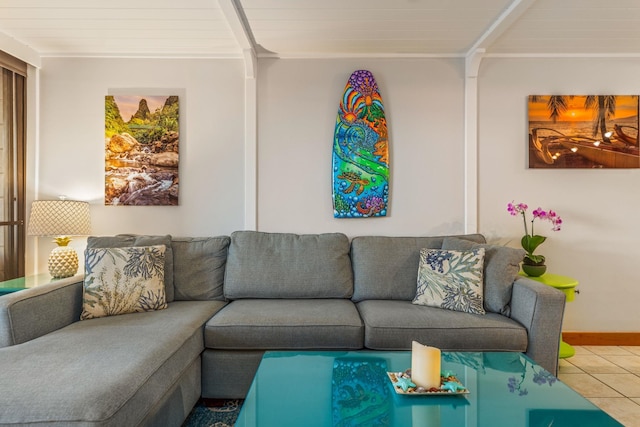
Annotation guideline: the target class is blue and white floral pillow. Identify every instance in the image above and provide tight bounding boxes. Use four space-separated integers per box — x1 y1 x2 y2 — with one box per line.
412 248 486 315
81 245 167 320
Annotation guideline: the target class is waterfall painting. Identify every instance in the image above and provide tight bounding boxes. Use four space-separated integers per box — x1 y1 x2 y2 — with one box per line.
105 95 180 205
528 95 639 168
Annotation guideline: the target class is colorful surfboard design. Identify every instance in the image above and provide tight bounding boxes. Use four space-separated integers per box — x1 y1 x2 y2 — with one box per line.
332 70 389 218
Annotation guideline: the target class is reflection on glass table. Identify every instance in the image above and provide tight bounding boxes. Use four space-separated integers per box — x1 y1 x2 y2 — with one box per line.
235 350 621 427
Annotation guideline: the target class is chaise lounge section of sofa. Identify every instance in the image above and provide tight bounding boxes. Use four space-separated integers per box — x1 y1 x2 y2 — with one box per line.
0 235 231 427
0 231 566 426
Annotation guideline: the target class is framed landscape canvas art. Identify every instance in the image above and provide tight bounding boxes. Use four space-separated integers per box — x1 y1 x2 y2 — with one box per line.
105 95 179 205
528 95 639 169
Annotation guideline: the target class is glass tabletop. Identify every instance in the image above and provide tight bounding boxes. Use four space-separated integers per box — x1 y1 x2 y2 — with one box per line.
235 350 621 427
0 273 82 295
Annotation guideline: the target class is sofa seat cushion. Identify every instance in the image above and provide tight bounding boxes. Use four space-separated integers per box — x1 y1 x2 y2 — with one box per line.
0 300 226 426
357 300 527 352
205 299 363 350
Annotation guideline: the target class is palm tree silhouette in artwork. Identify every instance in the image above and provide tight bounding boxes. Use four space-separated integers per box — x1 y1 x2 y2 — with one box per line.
532 95 618 143
584 95 616 143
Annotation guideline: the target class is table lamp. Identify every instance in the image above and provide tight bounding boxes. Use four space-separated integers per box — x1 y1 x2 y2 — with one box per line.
27 199 92 278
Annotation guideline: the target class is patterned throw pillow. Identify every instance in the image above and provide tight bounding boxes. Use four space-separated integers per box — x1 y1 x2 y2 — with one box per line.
412 248 486 315
81 245 168 320
441 237 525 316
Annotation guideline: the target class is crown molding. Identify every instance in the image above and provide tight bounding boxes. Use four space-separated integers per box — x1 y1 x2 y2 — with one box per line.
0 31 41 68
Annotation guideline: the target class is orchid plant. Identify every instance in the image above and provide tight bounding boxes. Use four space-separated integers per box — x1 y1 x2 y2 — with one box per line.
507 202 562 265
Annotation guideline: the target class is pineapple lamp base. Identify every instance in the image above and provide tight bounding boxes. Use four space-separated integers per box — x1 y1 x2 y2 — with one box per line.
48 245 79 279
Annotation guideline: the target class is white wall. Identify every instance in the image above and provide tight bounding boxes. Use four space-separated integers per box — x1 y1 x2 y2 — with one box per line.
257 58 467 236
31 55 640 332
478 57 640 332
33 57 246 272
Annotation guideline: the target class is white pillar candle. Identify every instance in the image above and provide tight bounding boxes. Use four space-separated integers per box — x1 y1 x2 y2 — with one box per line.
411 341 441 389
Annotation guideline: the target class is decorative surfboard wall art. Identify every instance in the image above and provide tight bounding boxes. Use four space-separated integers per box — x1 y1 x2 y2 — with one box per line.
332 70 389 218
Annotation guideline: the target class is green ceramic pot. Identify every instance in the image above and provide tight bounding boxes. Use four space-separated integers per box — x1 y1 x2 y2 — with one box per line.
522 263 547 277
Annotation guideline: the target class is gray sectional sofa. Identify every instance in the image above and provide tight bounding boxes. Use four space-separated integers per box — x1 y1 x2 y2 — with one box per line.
0 231 566 426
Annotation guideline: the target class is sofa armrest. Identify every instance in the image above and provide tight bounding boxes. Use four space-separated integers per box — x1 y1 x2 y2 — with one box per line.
510 276 566 375
0 276 83 347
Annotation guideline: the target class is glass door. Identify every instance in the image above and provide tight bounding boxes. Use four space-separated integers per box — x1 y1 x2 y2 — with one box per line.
0 66 26 281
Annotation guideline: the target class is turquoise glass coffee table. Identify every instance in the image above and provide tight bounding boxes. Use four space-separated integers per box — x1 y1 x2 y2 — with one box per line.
235 351 621 427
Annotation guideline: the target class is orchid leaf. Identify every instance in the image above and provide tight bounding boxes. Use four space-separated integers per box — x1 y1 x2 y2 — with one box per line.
521 235 546 255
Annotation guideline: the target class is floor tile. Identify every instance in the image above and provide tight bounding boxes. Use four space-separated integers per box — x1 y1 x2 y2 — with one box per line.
601 355 640 374
584 346 634 356
622 346 640 356
567 354 628 374
559 358 583 374
558 373 622 398
587 397 640 427
593 374 640 398
572 345 594 355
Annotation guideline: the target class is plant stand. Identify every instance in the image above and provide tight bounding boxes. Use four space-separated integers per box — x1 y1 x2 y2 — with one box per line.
519 272 578 359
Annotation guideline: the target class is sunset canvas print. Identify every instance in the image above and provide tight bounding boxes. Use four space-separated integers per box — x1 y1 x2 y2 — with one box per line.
528 95 639 169
105 95 179 205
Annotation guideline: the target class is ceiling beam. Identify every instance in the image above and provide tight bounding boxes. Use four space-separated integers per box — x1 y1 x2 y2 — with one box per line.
466 0 538 56
217 0 257 78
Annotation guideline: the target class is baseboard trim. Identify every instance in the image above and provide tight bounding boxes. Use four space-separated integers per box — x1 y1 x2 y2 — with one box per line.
563 332 640 346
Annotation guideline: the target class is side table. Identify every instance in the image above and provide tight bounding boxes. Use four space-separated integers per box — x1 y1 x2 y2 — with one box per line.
519 272 578 359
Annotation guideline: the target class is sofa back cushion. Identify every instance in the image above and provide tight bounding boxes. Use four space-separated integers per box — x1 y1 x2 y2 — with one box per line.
224 231 353 299
172 236 230 301
350 234 486 302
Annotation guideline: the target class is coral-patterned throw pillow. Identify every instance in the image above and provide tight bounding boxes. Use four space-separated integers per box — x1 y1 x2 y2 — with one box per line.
412 248 485 315
81 245 167 320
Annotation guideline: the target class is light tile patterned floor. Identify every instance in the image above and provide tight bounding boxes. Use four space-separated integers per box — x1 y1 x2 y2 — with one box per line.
559 346 640 426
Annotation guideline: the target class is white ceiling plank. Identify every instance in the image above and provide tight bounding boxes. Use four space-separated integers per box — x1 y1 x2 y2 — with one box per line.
243 8 510 21
253 29 483 41
524 8 640 20
1 0 217 9
248 20 494 32
0 8 226 21
241 0 511 10
253 39 469 55
10 29 232 39
529 0 640 8
0 20 228 31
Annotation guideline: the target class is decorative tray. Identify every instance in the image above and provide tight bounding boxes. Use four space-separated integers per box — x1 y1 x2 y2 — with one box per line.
386 370 469 396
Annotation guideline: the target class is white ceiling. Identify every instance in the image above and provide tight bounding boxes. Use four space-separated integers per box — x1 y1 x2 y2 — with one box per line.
1 0 640 59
